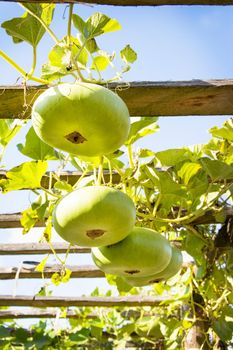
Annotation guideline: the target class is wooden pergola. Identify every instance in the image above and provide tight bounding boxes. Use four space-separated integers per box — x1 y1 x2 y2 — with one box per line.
0 0 232 338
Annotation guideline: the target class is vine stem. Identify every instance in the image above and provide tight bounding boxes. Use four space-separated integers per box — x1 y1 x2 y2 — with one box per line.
67 4 74 47
28 46 37 78
97 156 104 186
0 49 49 84
127 145 134 168
19 3 60 44
153 182 233 225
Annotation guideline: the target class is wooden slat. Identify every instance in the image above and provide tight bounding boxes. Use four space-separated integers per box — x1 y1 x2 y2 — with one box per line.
1 80 233 118
0 243 90 255
0 309 97 319
0 309 150 319
0 206 232 229
0 295 166 307
0 264 104 279
0 170 120 189
1 0 233 5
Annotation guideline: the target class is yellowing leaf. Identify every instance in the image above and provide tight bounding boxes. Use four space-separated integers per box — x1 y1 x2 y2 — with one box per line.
91 55 109 71
0 161 48 193
178 162 202 185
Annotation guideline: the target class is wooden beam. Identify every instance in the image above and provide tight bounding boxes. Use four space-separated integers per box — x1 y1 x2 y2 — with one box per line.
0 170 120 189
0 207 232 229
0 264 105 279
0 243 90 255
0 309 97 319
1 80 233 118
0 309 152 319
1 0 233 5
0 295 166 307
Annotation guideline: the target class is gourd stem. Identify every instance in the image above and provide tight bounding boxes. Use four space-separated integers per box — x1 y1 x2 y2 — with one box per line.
97 156 104 186
127 145 134 168
67 4 74 46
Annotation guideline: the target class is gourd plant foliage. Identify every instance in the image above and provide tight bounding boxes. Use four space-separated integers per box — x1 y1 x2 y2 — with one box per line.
0 3 233 349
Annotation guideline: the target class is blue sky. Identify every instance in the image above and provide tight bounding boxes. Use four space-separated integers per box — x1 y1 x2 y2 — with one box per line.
0 3 232 305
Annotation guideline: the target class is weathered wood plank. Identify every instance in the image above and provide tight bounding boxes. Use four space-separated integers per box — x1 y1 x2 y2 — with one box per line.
1 80 233 117
0 264 104 279
0 309 151 319
0 170 120 189
0 309 97 319
0 207 232 229
0 243 90 255
1 0 233 5
0 295 166 307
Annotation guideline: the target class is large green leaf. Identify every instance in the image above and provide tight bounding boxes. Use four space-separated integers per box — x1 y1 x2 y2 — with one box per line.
1 4 54 47
209 118 233 141
0 161 48 192
125 117 159 145
84 12 121 39
155 148 190 167
17 127 58 160
200 158 233 181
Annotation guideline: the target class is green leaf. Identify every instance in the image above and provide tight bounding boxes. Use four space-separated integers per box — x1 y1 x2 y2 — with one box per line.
91 55 109 71
41 36 88 81
120 45 137 64
54 181 73 193
91 325 103 340
106 274 133 293
138 148 155 158
17 127 58 160
183 232 206 266
41 63 68 81
72 14 85 35
20 207 39 234
69 329 90 344
125 117 159 145
35 255 49 273
84 12 121 39
1 4 54 47
50 37 88 67
213 316 233 341
209 118 233 141
61 268 72 283
43 216 52 242
155 148 190 167
0 161 48 193
143 167 187 210
85 38 99 53
0 120 22 148
177 162 202 185
200 158 233 181
51 272 62 286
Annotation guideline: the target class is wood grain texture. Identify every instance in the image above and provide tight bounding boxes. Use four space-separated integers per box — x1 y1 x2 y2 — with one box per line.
0 309 97 319
0 295 166 307
0 264 104 279
1 80 233 117
0 170 120 189
0 207 232 229
1 0 233 5
0 243 90 255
